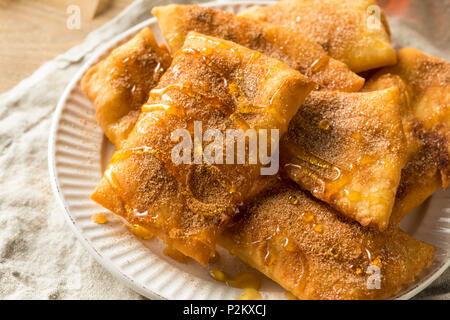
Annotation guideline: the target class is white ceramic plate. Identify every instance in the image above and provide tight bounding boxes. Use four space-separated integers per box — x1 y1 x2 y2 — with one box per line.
49 0 449 300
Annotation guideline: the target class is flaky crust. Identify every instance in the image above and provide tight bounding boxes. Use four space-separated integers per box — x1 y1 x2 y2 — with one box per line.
221 183 435 300
81 28 171 146
283 89 407 230
365 47 450 223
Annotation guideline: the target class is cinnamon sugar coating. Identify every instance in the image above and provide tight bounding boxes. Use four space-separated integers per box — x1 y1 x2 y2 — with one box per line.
239 0 397 72
81 28 171 146
91 32 313 264
152 4 364 91
221 183 435 300
365 47 450 223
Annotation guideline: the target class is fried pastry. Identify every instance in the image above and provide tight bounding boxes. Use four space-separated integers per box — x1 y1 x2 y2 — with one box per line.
152 4 364 92
239 0 397 73
91 32 314 265
220 183 435 300
81 28 171 147
365 47 450 223
282 88 407 230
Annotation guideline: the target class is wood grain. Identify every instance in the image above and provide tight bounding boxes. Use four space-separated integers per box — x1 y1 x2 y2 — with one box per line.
0 0 133 93
39 0 112 19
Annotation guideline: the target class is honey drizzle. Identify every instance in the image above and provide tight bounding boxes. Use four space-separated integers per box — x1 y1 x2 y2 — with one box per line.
141 103 172 112
283 143 350 198
162 40 270 200
172 47 240 116
177 35 289 128
285 145 383 203
163 246 188 263
209 269 262 300
237 288 262 300
109 146 159 165
285 162 327 194
102 34 300 240
103 146 169 223
128 224 154 240
295 150 341 180
150 84 197 99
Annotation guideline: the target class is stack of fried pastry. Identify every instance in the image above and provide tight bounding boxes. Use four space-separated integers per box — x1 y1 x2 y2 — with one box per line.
81 0 449 300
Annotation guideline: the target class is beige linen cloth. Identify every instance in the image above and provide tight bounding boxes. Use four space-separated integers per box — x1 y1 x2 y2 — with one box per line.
0 0 448 299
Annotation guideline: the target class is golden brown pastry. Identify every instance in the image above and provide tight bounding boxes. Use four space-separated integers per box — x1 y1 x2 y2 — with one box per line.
81 28 171 147
91 32 314 265
282 88 407 230
152 4 364 92
220 183 435 300
239 0 397 72
365 47 450 224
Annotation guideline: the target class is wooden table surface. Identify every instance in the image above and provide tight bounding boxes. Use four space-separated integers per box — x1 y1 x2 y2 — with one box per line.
0 0 134 93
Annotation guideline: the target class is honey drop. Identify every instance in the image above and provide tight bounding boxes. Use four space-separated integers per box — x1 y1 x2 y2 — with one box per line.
289 195 299 205
128 224 154 240
314 224 324 233
163 246 188 263
329 248 339 259
281 237 297 252
302 212 315 223
236 288 261 300
318 119 331 131
209 269 227 282
344 189 362 202
92 213 108 224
